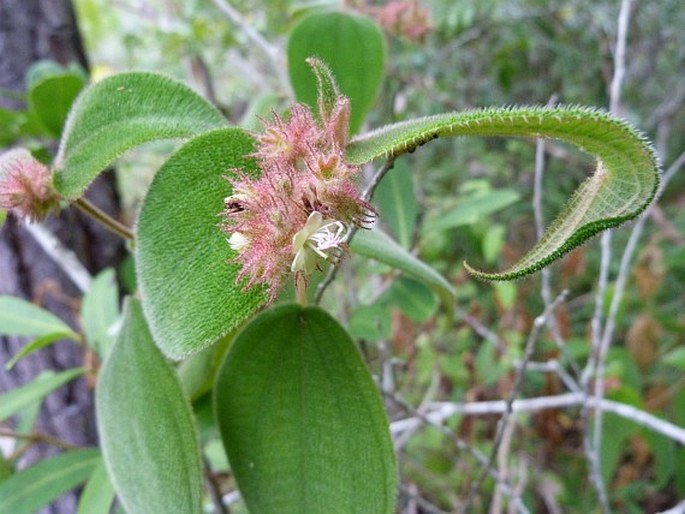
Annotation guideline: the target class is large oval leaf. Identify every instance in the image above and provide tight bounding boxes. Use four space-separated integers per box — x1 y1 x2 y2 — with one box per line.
347 106 660 279
0 449 100 514
288 11 386 134
53 72 226 199
95 299 203 514
214 304 397 514
136 128 266 359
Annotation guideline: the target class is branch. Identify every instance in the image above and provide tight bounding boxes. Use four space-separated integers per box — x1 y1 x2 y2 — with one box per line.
391 393 685 446
23 222 92 293
210 0 291 96
462 291 568 511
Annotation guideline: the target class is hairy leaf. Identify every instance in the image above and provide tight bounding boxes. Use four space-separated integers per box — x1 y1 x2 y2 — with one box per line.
288 11 385 134
214 304 397 514
53 72 226 198
136 128 266 359
0 449 99 514
347 106 660 279
96 299 203 514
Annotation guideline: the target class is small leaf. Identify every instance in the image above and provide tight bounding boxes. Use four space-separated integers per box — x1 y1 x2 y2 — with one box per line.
431 189 520 231
374 159 418 248
76 458 116 514
0 449 100 514
346 106 660 280
54 72 227 199
0 368 83 423
351 228 455 311
136 128 266 359
5 332 77 370
0 295 77 338
663 347 685 371
288 11 386 134
214 304 397 514
95 298 203 514
28 72 85 136
81 268 120 358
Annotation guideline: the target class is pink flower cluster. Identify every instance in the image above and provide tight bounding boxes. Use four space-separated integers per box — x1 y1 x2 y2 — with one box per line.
221 89 373 301
351 0 432 42
0 149 59 222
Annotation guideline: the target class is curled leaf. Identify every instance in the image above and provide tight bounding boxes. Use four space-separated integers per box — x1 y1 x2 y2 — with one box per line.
347 106 660 280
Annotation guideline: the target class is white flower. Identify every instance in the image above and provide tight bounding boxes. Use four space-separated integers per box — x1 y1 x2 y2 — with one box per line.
291 211 348 273
228 232 250 251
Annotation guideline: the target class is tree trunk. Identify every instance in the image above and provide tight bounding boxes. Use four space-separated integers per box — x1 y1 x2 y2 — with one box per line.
0 2 125 512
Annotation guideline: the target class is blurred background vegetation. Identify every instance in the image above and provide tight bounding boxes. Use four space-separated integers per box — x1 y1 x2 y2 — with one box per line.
2 0 684 512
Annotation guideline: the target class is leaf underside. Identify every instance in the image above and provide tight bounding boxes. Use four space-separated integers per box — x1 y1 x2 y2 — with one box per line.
95 299 203 514
53 72 226 199
347 106 660 280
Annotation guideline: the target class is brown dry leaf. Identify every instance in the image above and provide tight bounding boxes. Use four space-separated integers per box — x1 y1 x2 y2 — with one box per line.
626 313 663 370
633 244 665 300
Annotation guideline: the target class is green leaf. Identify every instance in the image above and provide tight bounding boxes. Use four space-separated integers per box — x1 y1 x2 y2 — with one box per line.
379 277 438 323
0 449 100 514
663 347 685 371
28 72 86 136
136 128 266 359
5 332 77 371
0 368 83 423
95 298 203 514
346 106 660 280
0 295 78 338
374 159 418 248
81 268 119 358
431 189 520 231
76 458 115 514
53 72 227 199
214 304 397 514
351 228 456 311
288 11 385 134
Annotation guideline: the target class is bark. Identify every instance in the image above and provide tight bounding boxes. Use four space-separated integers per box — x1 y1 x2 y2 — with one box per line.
0 2 125 513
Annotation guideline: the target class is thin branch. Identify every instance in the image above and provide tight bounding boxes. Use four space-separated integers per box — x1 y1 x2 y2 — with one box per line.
73 197 134 241
384 390 530 514
209 0 291 96
391 394 685 446
23 223 92 293
462 291 568 512
314 158 396 304
0 428 79 452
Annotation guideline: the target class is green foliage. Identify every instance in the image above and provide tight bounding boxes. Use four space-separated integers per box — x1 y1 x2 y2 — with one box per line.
374 159 419 248
0 449 100 514
351 228 455 311
27 65 87 137
81 268 119 358
0 295 78 339
76 459 115 514
288 11 386 134
214 304 397 514
347 106 660 280
136 128 266 359
5 333 77 371
53 72 227 199
95 299 203 514
0 369 83 423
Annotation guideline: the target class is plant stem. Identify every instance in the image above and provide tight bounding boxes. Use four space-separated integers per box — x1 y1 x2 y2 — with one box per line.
74 197 134 241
